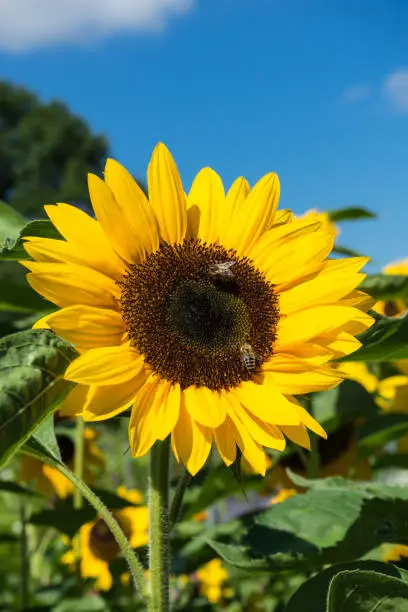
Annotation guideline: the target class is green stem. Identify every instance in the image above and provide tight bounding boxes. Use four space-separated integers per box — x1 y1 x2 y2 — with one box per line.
307 434 320 479
73 417 85 576
169 470 191 531
38 453 149 603
20 502 29 611
149 439 171 612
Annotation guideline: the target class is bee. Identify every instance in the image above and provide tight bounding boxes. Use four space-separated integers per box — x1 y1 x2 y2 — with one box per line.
208 261 236 278
240 342 257 372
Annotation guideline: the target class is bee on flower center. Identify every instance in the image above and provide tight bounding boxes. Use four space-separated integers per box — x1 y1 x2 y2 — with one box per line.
208 261 236 279
240 342 257 372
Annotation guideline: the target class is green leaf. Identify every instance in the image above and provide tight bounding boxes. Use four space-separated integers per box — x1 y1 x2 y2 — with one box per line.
332 245 368 258
29 488 140 537
0 329 78 468
327 570 408 611
360 274 408 301
0 262 51 313
328 207 376 222
357 414 408 452
286 561 403 612
52 596 109 612
339 313 408 362
373 453 408 471
27 415 62 462
0 219 62 261
183 465 262 519
0 480 41 497
30 504 96 537
205 478 408 572
312 380 378 434
0 200 26 247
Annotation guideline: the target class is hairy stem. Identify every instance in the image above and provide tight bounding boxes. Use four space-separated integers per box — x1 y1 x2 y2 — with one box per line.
37 453 149 603
73 417 85 576
149 439 171 612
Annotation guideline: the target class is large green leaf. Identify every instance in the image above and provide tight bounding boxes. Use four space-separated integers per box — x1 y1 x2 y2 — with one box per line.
286 561 403 612
0 329 78 468
327 570 408 611
52 597 109 612
0 262 51 313
360 274 408 300
206 478 408 573
340 313 408 362
0 200 26 247
328 207 376 222
0 219 62 261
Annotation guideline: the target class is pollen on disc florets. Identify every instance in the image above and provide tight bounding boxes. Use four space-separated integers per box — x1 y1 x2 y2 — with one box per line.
118 239 279 390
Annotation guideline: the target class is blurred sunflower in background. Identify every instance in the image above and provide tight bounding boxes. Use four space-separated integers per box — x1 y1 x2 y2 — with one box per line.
22 143 374 475
373 259 408 318
20 427 104 497
196 559 230 604
62 487 148 590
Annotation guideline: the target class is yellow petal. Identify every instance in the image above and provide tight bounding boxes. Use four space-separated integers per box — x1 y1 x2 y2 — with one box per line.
248 217 321 264
261 361 342 394
88 173 149 264
43 203 124 279
280 424 311 450
44 305 124 349
319 331 362 358
214 420 237 466
171 397 212 475
147 143 187 244
223 172 280 255
234 380 300 425
342 290 376 311
291 398 327 438
187 167 226 243
104 158 159 258
279 258 368 315
226 392 285 450
129 377 181 456
65 343 144 386
59 384 89 417
277 306 366 346
184 386 226 428
275 342 332 365
23 235 125 281
82 372 148 421
270 209 293 227
24 262 119 309
225 414 267 475
32 312 52 329
255 231 334 287
225 177 250 212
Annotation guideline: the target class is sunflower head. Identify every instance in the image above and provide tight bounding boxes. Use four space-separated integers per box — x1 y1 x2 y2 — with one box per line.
23 143 374 476
373 258 408 318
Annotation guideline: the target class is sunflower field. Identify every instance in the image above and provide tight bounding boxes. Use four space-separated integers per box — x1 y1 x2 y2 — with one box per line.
1 142 408 612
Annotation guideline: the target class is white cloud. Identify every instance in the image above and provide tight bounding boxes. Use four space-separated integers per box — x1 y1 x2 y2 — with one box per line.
0 0 194 52
383 68 408 113
341 84 372 104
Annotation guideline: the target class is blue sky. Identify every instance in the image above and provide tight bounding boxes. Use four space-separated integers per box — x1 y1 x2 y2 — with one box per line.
1 0 407 270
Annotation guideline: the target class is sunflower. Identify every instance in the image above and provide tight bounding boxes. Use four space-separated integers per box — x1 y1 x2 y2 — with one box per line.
22 144 374 475
373 258 408 318
62 487 148 591
196 559 230 604
20 427 104 497
298 209 339 241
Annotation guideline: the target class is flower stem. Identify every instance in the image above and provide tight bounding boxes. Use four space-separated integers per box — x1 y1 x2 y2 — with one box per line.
169 469 191 531
73 417 85 577
37 453 149 603
149 439 171 612
20 502 30 610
